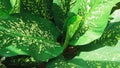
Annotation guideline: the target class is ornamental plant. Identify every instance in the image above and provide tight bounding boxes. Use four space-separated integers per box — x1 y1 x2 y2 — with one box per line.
0 0 120 68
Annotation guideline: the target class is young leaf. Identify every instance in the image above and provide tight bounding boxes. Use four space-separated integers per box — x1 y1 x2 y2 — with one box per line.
63 15 82 48
63 0 83 48
70 0 120 46
0 13 63 61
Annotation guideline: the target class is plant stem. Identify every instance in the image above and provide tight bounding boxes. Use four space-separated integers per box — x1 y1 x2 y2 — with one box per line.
63 35 69 49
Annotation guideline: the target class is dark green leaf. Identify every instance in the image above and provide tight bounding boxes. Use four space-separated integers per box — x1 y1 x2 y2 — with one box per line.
0 10 9 19
0 0 12 13
52 0 68 30
0 13 63 61
21 0 52 19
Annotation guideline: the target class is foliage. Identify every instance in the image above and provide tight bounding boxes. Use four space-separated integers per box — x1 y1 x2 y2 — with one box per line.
0 0 120 68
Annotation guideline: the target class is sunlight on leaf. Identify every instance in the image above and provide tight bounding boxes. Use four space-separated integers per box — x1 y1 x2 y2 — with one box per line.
63 15 82 48
70 0 120 46
110 9 120 23
9 0 20 14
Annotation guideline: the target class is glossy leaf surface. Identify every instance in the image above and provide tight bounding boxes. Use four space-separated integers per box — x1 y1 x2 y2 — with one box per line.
70 0 120 45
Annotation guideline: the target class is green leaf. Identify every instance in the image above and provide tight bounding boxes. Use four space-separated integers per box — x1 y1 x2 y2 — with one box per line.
0 13 63 61
46 56 88 68
10 0 16 7
68 0 81 16
70 0 120 46
110 9 120 23
79 43 120 67
66 15 82 38
0 46 28 56
80 45 120 61
86 61 120 68
0 10 9 19
0 0 12 13
52 0 68 30
78 21 120 52
21 0 52 19
63 15 82 48
77 20 120 67
52 0 81 30
9 0 20 14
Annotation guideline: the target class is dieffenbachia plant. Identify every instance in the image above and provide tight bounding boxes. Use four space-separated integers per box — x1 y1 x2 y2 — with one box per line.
0 0 120 68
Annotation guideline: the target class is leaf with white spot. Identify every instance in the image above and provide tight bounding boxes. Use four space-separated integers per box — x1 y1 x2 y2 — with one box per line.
70 0 120 46
0 0 12 14
80 44 120 61
78 44 120 67
0 13 63 61
46 56 88 68
76 20 120 67
21 0 52 19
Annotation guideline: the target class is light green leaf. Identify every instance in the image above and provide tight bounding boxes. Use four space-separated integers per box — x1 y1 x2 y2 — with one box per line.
79 44 120 67
70 0 120 46
63 15 82 48
110 9 120 23
80 45 120 61
77 20 120 67
68 0 81 16
46 56 88 68
10 0 16 8
9 0 20 14
67 15 82 38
